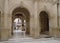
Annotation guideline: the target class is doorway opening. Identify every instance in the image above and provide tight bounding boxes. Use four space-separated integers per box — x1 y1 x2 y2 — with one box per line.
13 18 22 30
39 11 49 35
12 17 26 38
11 7 30 38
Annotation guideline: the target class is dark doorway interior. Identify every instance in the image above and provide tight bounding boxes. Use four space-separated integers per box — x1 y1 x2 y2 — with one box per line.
40 11 49 35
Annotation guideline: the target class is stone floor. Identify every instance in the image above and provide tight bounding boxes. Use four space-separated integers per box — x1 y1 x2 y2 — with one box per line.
0 30 60 43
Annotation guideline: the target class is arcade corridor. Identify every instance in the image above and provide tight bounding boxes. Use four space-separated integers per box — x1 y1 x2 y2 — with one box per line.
0 0 60 43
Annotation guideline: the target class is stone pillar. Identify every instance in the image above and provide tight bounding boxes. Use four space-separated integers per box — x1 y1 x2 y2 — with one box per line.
26 19 30 34
0 0 11 41
29 1 36 36
0 13 8 41
30 1 40 38
47 3 58 37
30 15 35 37
59 5 60 28
49 15 58 37
33 1 40 38
56 2 60 37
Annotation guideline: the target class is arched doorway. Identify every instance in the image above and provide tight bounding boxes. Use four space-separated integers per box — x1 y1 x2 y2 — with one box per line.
11 7 30 36
39 11 49 35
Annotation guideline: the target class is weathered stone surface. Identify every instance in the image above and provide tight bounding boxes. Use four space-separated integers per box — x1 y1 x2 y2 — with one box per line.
0 0 60 41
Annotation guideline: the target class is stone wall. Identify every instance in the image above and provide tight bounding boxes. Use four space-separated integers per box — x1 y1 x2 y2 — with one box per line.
0 0 60 41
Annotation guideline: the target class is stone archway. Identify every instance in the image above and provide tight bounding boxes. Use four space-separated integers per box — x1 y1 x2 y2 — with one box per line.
39 11 49 35
11 7 30 35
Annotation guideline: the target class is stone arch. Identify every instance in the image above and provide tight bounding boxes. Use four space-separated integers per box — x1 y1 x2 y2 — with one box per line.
9 4 31 16
11 7 30 35
38 9 50 18
39 11 49 35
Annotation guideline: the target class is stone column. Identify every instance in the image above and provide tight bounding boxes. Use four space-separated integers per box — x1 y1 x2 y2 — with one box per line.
26 19 30 34
0 13 6 41
30 15 35 37
56 1 60 37
33 1 40 38
30 1 36 37
0 0 11 41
